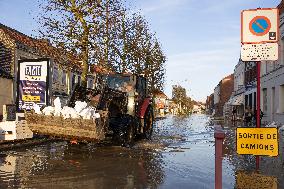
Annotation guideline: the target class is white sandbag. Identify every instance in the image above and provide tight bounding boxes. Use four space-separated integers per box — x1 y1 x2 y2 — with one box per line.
265 121 278 128
33 104 42 114
80 108 91 119
61 106 79 119
80 107 97 120
54 97 62 116
74 101 88 114
42 106 55 116
93 113 100 119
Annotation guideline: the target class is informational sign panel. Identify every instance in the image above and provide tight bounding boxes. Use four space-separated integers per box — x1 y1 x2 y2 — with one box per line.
241 8 279 44
241 43 279 61
237 128 278 157
17 59 50 111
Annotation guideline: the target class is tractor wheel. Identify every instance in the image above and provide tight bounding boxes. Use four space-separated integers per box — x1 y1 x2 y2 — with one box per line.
144 106 154 139
112 115 135 146
124 116 135 146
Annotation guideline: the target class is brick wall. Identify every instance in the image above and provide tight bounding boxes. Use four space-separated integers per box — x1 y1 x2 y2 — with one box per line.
215 74 234 117
206 94 214 115
0 77 13 116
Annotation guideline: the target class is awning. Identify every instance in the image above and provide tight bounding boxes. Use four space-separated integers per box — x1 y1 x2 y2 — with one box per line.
231 94 244 106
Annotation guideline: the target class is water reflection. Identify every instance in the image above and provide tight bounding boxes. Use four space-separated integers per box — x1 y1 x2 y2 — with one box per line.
220 119 284 188
2 115 283 188
0 142 165 188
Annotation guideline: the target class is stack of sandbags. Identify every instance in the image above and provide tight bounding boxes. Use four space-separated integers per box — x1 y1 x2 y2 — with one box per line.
265 121 278 128
42 106 55 116
61 106 79 119
37 97 100 121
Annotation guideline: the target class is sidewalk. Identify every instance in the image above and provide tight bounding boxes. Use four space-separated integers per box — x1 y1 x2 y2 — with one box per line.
221 121 284 188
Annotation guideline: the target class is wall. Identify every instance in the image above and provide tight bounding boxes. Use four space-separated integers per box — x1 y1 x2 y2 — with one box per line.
217 75 234 117
259 11 284 125
261 66 284 125
214 85 220 105
234 60 245 92
0 78 13 116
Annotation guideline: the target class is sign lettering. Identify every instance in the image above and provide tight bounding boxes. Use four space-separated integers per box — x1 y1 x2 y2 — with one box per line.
237 128 279 157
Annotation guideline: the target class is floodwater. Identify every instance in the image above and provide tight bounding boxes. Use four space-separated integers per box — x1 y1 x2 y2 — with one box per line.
0 114 282 188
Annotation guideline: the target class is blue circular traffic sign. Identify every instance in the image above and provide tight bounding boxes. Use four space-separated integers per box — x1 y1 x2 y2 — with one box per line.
249 16 271 36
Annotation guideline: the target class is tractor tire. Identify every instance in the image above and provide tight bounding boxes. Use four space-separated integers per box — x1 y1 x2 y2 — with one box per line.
143 106 154 139
112 115 135 146
124 117 135 146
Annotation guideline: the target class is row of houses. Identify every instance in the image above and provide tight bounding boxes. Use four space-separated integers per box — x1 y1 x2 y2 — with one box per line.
206 1 284 125
206 74 234 118
0 22 171 120
0 22 101 119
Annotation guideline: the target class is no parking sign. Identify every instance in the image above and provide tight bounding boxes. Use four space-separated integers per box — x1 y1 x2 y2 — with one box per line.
241 8 279 61
241 8 279 44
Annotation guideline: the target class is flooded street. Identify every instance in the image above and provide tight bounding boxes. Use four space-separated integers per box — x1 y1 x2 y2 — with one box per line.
0 114 282 188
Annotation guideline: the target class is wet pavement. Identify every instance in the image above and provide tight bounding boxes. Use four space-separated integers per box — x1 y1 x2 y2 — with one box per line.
0 114 283 188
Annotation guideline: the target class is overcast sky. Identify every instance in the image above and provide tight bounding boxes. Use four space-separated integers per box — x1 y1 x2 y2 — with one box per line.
0 0 280 101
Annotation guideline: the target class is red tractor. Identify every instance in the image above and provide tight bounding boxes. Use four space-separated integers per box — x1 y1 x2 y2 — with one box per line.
95 73 154 144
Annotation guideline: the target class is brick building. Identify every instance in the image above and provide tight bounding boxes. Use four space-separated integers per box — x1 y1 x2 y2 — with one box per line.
213 74 234 117
0 23 95 118
206 93 214 115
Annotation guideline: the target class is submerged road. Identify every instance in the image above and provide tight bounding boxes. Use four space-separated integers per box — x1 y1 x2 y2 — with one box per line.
0 114 282 188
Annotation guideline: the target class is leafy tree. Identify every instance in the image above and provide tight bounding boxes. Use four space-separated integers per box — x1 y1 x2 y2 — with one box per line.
38 0 110 86
37 0 166 92
172 85 193 114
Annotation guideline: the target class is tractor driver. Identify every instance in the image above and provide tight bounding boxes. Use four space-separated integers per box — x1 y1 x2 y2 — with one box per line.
120 82 133 92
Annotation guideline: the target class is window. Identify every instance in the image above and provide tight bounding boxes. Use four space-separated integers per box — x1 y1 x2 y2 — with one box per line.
272 87 275 114
71 74 76 91
263 88 268 113
77 76 81 85
62 70 66 85
87 78 93 89
0 42 12 74
253 92 256 110
53 67 59 82
280 85 284 113
245 95 248 107
249 93 252 109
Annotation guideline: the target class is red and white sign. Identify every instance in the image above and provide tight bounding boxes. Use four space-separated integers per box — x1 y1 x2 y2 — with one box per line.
241 8 279 44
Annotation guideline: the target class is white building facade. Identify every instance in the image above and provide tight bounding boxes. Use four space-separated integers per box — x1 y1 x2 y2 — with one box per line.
230 59 246 119
260 9 284 125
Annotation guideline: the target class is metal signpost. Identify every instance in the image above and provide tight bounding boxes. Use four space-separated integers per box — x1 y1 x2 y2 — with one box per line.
240 8 279 170
16 58 51 112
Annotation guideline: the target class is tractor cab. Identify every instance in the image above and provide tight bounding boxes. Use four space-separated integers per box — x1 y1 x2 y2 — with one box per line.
95 73 154 144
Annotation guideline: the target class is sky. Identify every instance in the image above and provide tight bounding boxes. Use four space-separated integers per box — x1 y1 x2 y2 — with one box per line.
0 0 281 102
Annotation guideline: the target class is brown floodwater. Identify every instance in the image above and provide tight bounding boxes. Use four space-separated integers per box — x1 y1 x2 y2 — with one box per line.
0 114 282 188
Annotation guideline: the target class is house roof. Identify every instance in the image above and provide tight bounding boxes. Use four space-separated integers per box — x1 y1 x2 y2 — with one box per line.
0 23 81 71
153 90 168 99
278 0 284 14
